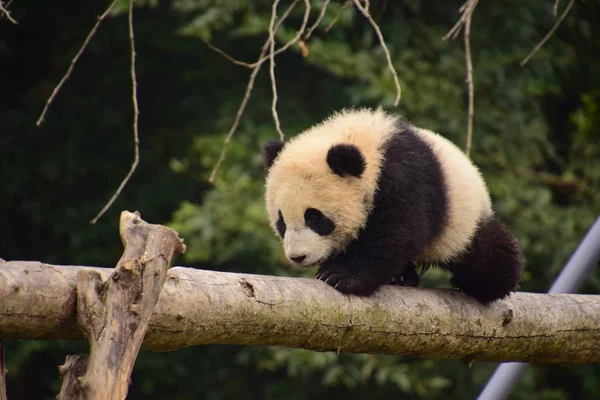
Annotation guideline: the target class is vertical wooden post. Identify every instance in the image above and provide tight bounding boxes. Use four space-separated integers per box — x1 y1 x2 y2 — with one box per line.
58 211 186 400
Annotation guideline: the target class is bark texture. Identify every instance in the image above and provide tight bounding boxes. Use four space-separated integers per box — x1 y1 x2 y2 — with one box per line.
1 261 599 364
57 211 186 399
57 355 89 400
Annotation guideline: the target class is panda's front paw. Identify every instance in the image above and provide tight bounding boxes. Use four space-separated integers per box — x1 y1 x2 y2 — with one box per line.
315 267 378 296
388 263 420 287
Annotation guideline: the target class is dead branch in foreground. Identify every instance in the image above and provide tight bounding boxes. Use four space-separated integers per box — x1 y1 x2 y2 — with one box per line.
48 211 186 400
1 260 599 364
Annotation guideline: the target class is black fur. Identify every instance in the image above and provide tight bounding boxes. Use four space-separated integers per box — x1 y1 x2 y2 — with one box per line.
444 216 524 304
305 208 335 236
263 140 285 171
327 144 366 177
316 125 448 295
276 210 286 238
388 262 420 287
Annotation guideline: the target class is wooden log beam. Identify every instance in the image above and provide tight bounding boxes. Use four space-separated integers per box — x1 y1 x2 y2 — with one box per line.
1 261 599 364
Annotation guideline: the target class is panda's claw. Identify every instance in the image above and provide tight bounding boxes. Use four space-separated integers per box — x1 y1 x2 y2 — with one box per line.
315 266 377 296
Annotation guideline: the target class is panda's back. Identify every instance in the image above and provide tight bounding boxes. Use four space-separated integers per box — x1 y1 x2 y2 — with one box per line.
412 127 493 263
279 108 492 264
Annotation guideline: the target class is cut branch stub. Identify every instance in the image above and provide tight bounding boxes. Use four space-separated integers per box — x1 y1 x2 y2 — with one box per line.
62 211 185 400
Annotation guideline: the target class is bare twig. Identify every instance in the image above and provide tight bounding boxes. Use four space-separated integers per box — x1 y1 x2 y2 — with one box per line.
325 0 351 33
304 0 330 40
442 0 479 156
208 53 267 184
352 0 401 106
208 1 301 183
204 0 311 71
269 0 285 141
463 0 477 157
553 0 560 17
202 40 253 68
36 0 119 126
0 0 17 24
90 0 140 224
520 0 575 66
251 0 311 68
442 0 478 41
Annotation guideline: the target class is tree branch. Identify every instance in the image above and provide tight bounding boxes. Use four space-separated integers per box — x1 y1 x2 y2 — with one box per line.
0 0 17 24
304 0 330 41
325 0 351 33
208 0 308 183
520 0 575 66
57 355 89 400
89 0 140 224
1 260 599 364
36 0 119 126
443 0 479 156
269 0 285 141
352 0 401 106
463 0 477 157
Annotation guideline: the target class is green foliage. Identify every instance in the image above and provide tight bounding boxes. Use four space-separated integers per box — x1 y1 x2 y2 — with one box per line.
1 0 599 399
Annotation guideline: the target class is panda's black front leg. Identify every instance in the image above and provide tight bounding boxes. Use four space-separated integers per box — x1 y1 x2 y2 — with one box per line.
315 262 385 296
388 262 420 287
315 252 413 296
314 263 378 295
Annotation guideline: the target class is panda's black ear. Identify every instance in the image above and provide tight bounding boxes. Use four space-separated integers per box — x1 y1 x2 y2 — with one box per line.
327 144 366 177
262 140 285 171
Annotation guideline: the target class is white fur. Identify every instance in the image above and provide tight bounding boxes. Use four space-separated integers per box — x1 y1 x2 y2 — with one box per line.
413 127 492 263
265 108 398 264
265 108 493 266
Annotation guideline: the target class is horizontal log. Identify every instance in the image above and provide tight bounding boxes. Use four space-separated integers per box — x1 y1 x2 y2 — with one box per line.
1 260 599 364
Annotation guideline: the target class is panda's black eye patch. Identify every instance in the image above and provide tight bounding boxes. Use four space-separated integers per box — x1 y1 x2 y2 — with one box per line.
276 210 286 238
304 208 335 236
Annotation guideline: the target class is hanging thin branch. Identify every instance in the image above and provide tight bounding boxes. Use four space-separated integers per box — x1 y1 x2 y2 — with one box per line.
268 0 285 141
203 0 312 70
352 0 401 106
0 0 17 24
251 0 311 68
90 0 140 224
304 0 330 40
520 0 575 66
325 0 351 33
36 0 119 126
443 0 479 156
208 0 311 183
202 40 254 68
463 0 477 157
553 0 560 17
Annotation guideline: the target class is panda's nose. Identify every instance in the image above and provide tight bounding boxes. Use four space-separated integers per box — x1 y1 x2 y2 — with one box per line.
290 255 307 263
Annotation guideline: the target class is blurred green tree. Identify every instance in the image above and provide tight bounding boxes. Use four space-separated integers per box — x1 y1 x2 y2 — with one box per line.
1 0 598 399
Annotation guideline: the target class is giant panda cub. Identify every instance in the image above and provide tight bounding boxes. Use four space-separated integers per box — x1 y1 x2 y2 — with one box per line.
262 108 523 304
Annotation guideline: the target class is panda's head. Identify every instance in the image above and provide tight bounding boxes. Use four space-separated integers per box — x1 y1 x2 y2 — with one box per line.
263 139 370 267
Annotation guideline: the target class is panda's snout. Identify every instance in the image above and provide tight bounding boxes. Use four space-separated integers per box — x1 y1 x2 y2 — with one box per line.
290 255 307 263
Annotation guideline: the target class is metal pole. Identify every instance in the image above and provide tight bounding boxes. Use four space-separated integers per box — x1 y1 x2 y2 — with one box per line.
477 215 600 400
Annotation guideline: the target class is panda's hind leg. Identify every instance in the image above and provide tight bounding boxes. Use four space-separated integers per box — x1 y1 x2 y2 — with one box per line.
444 216 524 304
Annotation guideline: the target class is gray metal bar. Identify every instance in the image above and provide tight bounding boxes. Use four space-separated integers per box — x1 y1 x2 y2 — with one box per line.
477 214 600 400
